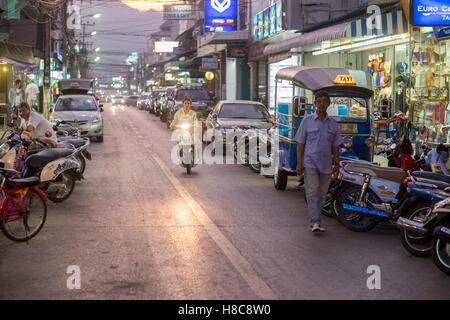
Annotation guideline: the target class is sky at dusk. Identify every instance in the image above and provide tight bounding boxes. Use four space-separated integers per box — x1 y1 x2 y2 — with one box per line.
75 0 165 83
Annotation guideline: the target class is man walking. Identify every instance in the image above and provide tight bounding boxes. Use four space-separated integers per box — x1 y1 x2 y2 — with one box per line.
25 79 39 111
294 91 342 233
8 80 25 121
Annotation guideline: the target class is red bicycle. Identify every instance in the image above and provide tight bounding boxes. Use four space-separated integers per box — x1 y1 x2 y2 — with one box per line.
0 167 47 242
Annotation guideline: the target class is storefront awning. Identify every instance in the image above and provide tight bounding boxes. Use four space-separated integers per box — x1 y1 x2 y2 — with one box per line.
203 30 248 45
264 22 351 56
263 9 408 56
0 42 35 64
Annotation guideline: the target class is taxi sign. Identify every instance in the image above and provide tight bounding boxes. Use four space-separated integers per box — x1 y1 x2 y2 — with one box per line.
334 75 356 85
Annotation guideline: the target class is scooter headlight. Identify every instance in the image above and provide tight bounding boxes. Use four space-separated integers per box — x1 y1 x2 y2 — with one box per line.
343 136 353 148
181 123 191 130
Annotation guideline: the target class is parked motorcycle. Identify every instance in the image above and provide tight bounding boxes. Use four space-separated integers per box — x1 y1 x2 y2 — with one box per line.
0 131 82 202
397 196 450 274
335 161 449 232
396 183 450 257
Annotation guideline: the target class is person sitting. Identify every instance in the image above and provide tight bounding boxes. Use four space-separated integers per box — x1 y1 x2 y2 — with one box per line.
18 102 58 146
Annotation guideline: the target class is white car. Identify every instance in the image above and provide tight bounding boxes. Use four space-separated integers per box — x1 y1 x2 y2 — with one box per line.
51 94 104 142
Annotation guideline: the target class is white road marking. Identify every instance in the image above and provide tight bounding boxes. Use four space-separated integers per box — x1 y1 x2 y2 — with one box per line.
126 118 278 300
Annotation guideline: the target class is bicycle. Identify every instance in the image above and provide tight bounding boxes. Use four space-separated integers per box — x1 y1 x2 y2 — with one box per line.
0 164 47 242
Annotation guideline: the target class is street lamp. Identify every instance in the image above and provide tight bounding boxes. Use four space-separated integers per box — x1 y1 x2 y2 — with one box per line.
95 47 101 52
90 30 97 36
92 13 101 19
94 57 101 62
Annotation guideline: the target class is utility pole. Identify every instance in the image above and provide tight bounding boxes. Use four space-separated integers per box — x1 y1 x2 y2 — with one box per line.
43 18 52 119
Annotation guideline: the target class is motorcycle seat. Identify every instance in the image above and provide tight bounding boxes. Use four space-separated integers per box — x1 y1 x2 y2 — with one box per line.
0 168 21 179
25 148 74 170
411 171 450 185
7 176 40 188
58 137 86 148
344 163 407 183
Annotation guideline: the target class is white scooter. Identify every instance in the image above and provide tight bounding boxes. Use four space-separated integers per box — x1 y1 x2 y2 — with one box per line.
0 131 82 202
174 123 197 174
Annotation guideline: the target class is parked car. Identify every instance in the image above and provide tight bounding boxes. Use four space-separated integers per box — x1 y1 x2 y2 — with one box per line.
112 95 125 105
152 92 165 115
149 89 165 114
137 93 150 110
50 79 104 142
165 83 215 129
206 100 273 161
126 95 139 107
159 87 175 122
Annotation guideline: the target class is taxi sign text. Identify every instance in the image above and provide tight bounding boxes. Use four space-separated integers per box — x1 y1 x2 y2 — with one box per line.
334 75 356 85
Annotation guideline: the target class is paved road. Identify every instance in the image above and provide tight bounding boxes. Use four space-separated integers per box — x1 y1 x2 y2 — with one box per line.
0 104 448 299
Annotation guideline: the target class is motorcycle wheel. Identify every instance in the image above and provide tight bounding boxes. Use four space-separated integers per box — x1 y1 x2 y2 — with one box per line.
431 237 450 275
337 185 379 232
76 154 86 175
400 203 433 257
46 171 76 203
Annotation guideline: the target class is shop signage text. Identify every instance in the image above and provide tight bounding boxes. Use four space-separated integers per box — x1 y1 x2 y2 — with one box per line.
434 26 450 40
204 0 237 32
412 0 450 26
163 5 192 20
202 58 219 69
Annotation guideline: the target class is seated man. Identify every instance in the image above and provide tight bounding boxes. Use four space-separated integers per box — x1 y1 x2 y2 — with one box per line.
18 102 58 146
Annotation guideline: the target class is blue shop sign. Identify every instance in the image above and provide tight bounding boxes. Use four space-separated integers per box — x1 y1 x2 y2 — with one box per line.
434 26 450 40
204 0 237 32
412 0 450 26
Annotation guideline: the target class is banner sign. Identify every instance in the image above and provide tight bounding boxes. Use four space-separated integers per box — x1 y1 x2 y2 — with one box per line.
411 0 450 26
154 41 179 53
202 58 219 69
163 5 192 20
253 0 283 40
434 26 450 40
204 0 237 32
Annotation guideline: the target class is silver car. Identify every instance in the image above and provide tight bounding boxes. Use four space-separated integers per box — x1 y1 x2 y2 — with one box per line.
50 94 104 142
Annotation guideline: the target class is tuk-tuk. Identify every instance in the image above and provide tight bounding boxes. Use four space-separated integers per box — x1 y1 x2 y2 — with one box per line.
272 67 375 190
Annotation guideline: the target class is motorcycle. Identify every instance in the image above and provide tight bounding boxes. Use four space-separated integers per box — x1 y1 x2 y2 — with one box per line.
0 131 82 202
336 161 450 232
397 196 450 275
174 123 197 175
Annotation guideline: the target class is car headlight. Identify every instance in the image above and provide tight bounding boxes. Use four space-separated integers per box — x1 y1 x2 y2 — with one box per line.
121 99 125 103
93 117 102 124
343 136 353 148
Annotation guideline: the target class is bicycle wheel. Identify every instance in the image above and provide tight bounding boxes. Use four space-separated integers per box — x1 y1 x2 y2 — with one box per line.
1 188 47 242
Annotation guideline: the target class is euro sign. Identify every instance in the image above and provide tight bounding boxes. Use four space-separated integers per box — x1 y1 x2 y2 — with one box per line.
211 0 231 13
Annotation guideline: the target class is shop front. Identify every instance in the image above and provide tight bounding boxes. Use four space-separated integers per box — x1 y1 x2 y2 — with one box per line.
408 26 450 146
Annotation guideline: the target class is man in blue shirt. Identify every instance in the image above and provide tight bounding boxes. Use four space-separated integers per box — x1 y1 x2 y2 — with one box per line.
294 91 343 232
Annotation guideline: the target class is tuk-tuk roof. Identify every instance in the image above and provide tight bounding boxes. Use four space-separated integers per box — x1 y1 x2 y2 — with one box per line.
59 79 93 95
275 67 373 97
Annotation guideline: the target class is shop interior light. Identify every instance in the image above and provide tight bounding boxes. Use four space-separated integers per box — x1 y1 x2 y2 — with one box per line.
312 33 409 56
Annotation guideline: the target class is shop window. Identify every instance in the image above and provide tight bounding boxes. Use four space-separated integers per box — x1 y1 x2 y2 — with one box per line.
410 27 450 144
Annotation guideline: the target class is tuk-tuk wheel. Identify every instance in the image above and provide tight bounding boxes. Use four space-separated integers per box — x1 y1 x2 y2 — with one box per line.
274 168 288 190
